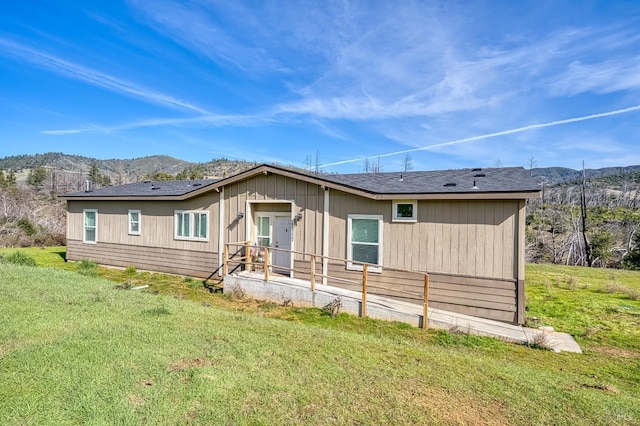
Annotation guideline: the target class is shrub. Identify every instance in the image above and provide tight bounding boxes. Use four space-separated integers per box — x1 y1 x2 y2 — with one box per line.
623 233 640 270
17 218 36 236
4 251 37 267
125 266 137 275
77 260 98 277
624 288 640 301
622 248 640 270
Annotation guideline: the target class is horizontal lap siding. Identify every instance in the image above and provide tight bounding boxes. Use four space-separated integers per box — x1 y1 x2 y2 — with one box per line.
67 240 218 278
293 260 517 323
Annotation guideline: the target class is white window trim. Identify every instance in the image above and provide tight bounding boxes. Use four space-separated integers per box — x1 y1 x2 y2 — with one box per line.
128 210 141 235
174 210 209 242
392 200 418 222
83 209 98 244
347 214 383 273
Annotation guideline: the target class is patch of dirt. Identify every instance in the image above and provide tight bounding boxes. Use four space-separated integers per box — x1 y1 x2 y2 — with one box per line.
581 384 620 394
401 381 511 425
589 346 640 359
128 394 144 407
168 358 217 372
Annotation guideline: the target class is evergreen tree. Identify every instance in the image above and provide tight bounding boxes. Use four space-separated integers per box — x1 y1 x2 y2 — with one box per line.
88 161 101 184
27 166 47 187
623 233 640 270
6 169 16 186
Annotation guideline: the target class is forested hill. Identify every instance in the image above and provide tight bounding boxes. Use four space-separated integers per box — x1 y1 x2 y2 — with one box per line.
531 165 640 184
0 152 257 181
1 152 639 185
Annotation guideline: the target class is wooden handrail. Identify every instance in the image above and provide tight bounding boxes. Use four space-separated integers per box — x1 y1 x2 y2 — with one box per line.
222 241 429 327
423 274 429 330
362 264 368 318
224 241 429 276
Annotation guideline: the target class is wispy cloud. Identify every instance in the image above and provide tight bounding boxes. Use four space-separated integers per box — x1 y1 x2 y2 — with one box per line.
0 36 211 114
127 0 283 73
549 58 640 96
321 105 640 168
41 113 272 135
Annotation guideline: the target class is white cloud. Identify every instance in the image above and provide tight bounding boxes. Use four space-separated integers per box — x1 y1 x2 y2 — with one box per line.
321 105 640 168
41 114 272 135
0 37 211 114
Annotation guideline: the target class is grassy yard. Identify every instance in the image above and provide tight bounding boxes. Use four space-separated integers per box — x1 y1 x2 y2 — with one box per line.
1 248 639 425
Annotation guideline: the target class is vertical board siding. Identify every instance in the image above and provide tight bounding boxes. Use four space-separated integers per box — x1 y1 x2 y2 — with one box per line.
67 196 220 252
324 194 519 281
225 174 325 258
66 172 523 323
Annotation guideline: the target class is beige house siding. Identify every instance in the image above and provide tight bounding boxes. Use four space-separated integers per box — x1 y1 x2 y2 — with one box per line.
66 240 218 278
327 191 519 280
63 168 529 323
223 174 325 257
66 194 221 277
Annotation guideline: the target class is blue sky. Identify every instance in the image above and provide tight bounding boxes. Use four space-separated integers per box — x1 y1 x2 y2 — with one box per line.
1 1 640 173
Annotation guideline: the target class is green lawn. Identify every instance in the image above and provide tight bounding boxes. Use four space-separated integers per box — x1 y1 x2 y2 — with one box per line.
1 248 639 424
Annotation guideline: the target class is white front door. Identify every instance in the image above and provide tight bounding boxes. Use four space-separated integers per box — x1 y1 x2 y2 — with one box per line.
272 216 292 273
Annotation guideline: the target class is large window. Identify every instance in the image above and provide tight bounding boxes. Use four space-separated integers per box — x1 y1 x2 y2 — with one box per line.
83 209 97 244
392 200 417 222
347 214 383 272
174 210 208 241
128 210 141 235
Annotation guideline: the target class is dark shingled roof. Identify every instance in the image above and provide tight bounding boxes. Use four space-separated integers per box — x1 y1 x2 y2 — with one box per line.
318 167 540 194
61 165 540 198
63 179 219 198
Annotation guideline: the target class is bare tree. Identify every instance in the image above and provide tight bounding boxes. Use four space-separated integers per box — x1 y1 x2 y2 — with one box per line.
363 158 371 173
403 153 413 172
579 161 593 267
372 156 383 173
527 156 538 176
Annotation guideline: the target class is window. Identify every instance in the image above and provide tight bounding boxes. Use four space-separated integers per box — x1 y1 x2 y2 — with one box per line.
83 209 97 244
128 210 141 235
256 216 271 247
392 200 417 222
174 210 209 241
347 214 383 272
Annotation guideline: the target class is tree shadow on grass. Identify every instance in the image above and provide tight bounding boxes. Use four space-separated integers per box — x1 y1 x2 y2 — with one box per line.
53 250 67 262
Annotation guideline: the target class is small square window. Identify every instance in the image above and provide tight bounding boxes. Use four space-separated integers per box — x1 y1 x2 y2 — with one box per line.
392 200 417 222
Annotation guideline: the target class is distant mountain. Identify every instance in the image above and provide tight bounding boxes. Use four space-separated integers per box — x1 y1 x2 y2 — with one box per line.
0 152 258 183
2 152 639 187
530 165 640 185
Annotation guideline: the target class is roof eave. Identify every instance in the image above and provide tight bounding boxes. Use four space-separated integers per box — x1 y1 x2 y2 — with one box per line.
375 190 542 200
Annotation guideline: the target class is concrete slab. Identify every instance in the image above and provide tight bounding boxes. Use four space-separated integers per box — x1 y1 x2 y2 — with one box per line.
224 271 582 353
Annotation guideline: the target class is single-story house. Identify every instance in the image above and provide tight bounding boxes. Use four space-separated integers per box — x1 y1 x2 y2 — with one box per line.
61 164 540 324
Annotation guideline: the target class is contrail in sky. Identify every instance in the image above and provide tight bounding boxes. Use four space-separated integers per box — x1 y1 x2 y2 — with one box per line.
321 104 640 168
